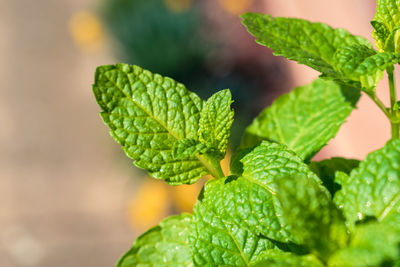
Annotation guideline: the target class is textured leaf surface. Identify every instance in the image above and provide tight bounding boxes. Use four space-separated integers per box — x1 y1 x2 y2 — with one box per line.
194 176 282 241
309 157 359 195
275 175 348 260
190 142 322 265
240 141 322 188
198 89 234 157
240 79 360 160
190 178 275 266
241 13 371 76
223 141 323 243
173 138 213 159
93 64 209 185
241 13 397 92
372 0 400 52
250 250 323 267
329 220 400 267
371 21 390 51
332 44 400 91
117 214 193 267
334 139 400 227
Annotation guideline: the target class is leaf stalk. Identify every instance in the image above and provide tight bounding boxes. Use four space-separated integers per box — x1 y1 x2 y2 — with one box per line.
197 155 225 179
387 66 400 139
366 92 391 118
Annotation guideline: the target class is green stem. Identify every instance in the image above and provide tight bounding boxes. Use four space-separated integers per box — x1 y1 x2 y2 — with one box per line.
392 123 399 139
366 92 391 118
387 67 399 139
213 160 225 178
198 155 225 179
388 67 397 107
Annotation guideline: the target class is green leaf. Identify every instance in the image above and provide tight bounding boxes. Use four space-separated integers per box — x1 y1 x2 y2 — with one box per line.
241 13 397 92
241 12 372 77
250 250 324 267
190 178 276 266
328 219 400 267
117 214 193 267
240 79 360 160
173 138 214 159
240 141 323 189
93 64 216 185
190 141 323 265
198 89 234 157
371 21 391 52
309 157 360 195
371 21 390 43
332 44 400 92
334 139 400 228
228 141 324 243
372 0 400 52
275 175 348 260
382 205 400 230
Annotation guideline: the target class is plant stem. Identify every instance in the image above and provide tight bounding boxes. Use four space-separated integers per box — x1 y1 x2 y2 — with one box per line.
388 67 397 108
198 155 225 179
367 92 391 118
392 123 399 139
387 67 399 139
213 161 225 178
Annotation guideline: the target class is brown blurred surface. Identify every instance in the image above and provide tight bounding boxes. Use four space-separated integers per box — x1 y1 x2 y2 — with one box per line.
0 0 139 266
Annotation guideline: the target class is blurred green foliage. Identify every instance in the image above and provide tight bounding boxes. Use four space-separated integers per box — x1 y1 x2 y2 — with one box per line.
102 0 207 79
100 0 289 146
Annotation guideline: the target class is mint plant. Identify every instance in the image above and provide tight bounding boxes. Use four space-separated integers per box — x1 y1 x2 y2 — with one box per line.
93 0 400 266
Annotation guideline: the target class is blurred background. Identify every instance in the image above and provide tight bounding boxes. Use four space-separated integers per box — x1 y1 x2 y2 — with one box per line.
0 0 395 266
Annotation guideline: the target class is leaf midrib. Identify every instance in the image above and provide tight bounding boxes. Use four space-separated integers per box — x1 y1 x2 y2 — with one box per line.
378 190 400 221
221 220 250 266
242 174 276 195
103 69 221 178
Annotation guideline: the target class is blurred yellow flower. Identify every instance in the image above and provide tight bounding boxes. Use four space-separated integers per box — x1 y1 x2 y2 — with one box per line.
127 179 169 230
218 0 252 15
69 10 104 52
171 182 203 212
164 0 193 13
